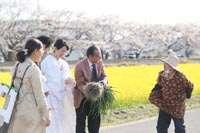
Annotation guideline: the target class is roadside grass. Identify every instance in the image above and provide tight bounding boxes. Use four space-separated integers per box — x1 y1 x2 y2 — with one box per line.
101 95 200 126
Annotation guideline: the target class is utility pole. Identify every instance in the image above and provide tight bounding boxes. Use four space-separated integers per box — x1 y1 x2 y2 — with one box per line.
144 16 147 40
37 0 40 31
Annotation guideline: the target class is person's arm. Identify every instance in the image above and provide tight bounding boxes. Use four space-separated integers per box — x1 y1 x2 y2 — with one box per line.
151 83 162 92
182 74 194 98
149 72 165 109
40 59 50 93
151 71 163 92
63 61 74 85
74 64 86 94
30 67 50 121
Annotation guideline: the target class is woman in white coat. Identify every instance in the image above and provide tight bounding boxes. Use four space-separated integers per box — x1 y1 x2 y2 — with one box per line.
41 39 76 133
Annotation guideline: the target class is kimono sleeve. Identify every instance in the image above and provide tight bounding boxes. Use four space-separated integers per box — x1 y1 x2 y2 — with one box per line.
63 61 73 79
40 58 50 92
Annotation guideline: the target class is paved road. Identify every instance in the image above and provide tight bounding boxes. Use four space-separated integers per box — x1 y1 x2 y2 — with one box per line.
100 108 200 133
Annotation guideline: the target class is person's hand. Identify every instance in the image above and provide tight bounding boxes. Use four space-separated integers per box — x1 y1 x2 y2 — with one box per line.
151 83 162 92
44 91 49 97
65 77 74 85
65 77 73 84
186 88 193 99
42 117 51 127
99 81 104 86
99 80 108 88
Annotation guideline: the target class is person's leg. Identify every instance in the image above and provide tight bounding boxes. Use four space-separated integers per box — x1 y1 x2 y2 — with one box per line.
156 109 172 133
173 117 185 133
87 100 100 133
88 112 101 133
76 98 89 133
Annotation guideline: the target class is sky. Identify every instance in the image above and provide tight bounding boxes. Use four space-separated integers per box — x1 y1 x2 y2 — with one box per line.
35 0 200 24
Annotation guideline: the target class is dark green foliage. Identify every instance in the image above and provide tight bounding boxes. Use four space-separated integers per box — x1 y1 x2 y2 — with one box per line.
88 86 115 119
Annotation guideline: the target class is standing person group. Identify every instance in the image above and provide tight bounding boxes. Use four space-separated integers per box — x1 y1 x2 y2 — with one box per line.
7 35 195 133
8 35 108 133
149 53 194 133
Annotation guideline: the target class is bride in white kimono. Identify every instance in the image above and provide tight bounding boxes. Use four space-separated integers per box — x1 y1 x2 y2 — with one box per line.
40 39 76 133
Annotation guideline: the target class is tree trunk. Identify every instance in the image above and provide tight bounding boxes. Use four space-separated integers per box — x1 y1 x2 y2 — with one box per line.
7 51 15 61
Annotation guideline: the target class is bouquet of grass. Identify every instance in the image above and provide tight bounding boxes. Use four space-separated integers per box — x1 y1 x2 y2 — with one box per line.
84 82 115 119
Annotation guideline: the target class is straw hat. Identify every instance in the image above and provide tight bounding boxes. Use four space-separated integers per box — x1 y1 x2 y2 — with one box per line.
162 54 180 72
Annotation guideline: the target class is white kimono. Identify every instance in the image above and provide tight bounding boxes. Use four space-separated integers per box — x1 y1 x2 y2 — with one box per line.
41 54 76 133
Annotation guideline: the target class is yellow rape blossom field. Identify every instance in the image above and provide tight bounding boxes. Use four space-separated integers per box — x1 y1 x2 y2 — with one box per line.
1 63 200 108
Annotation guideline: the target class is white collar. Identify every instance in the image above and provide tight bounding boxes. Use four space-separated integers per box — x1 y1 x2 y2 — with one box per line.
25 57 35 64
87 58 93 66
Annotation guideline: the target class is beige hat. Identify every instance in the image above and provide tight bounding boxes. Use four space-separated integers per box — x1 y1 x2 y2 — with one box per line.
162 54 180 72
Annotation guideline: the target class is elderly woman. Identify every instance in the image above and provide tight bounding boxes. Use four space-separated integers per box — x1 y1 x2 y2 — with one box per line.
149 54 194 133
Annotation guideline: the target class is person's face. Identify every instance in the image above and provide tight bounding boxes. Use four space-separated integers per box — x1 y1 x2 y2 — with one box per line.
55 46 68 58
89 49 101 64
164 62 173 71
34 48 44 62
43 45 51 55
